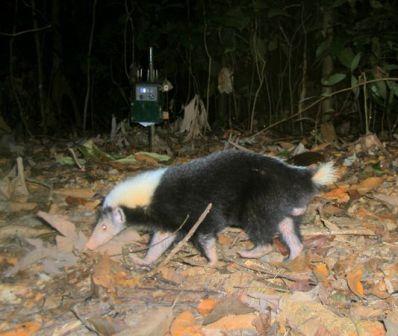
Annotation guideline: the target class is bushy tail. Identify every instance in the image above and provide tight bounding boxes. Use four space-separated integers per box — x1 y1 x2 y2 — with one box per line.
311 162 337 186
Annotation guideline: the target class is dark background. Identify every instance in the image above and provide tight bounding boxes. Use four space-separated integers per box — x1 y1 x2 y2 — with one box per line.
1 0 397 137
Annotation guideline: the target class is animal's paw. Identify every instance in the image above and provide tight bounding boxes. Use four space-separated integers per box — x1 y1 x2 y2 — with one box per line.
130 255 153 270
238 244 272 259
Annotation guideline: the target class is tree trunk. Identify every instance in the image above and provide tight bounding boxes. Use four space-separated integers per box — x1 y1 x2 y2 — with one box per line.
321 6 334 121
32 0 47 132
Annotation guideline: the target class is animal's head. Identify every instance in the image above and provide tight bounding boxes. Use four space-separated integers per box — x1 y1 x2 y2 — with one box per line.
85 168 167 250
85 206 127 250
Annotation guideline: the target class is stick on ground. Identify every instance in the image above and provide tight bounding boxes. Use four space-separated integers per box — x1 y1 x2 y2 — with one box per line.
155 203 213 270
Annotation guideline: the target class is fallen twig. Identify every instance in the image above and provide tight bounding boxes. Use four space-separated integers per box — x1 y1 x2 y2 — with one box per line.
227 139 253 153
224 256 311 283
302 229 376 236
68 148 85 171
16 157 29 195
155 203 212 270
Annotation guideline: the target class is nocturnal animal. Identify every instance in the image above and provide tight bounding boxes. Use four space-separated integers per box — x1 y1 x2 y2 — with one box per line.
85 150 337 266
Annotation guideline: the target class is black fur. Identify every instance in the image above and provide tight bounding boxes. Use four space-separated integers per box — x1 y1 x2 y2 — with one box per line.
120 150 317 250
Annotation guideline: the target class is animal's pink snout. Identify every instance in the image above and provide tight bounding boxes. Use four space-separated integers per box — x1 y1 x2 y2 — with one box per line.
85 239 98 250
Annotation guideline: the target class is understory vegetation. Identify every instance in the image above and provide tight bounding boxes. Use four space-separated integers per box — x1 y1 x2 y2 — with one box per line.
1 0 398 137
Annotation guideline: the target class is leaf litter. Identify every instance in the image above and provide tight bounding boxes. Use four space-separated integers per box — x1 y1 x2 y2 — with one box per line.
0 133 397 335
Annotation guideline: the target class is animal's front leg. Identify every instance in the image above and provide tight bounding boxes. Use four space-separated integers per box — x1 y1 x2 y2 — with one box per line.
131 231 176 266
198 234 218 266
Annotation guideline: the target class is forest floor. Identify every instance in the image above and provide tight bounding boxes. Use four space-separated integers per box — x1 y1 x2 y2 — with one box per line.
0 129 397 336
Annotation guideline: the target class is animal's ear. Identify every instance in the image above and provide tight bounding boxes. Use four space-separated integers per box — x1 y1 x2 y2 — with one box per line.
112 207 126 224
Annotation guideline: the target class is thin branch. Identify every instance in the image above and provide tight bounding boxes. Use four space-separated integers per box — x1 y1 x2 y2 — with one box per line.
0 24 51 37
249 77 398 140
203 23 212 116
16 157 29 195
68 148 85 171
83 0 98 131
155 203 212 270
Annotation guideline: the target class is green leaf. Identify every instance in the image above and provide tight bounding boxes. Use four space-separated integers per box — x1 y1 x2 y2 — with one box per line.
332 0 350 7
268 39 278 51
268 8 290 18
375 81 387 99
316 40 328 58
384 64 398 71
370 81 387 100
369 0 383 8
322 73 346 86
350 53 361 72
135 151 171 162
338 47 355 68
114 154 138 164
214 8 250 30
330 37 346 58
387 81 398 97
253 0 267 10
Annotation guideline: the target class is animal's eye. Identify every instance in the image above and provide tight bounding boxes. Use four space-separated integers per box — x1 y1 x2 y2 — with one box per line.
101 224 107 231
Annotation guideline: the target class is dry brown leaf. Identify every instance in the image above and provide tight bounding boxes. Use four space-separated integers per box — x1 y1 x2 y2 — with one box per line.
314 325 334 336
123 307 173 336
273 236 289 256
311 143 331 152
353 176 384 195
355 320 386 336
320 122 337 142
54 188 95 199
97 228 141 255
88 316 127 336
160 267 185 284
217 232 232 246
355 207 379 219
369 280 389 299
170 311 203 336
204 314 257 331
134 153 159 165
322 187 350 203
65 196 89 206
92 254 124 292
383 311 398 336
83 199 102 210
4 241 51 277
37 211 77 239
252 313 272 336
350 304 384 320
346 267 365 297
374 193 398 207
203 296 254 325
114 273 140 288
278 294 358 336
197 298 217 316
312 262 330 283
322 204 345 216
56 235 75 252
9 202 37 212
0 320 41 336
0 255 17 265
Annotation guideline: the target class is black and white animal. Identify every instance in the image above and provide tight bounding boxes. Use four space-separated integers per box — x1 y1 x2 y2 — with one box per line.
85 150 337 266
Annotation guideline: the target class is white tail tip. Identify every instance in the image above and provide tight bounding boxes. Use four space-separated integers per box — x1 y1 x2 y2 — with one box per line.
312 162 337 186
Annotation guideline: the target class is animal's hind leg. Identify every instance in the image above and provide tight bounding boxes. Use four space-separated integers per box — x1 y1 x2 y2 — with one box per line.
197 234 218 266
131 230 176 266
278 217 303 260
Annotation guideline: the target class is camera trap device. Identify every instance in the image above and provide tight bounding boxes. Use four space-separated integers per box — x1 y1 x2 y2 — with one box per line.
131 47 172 149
